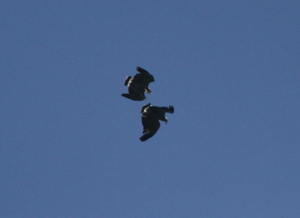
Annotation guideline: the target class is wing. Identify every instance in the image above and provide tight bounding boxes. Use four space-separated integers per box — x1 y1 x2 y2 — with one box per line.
136 66 151 76
140 114 160 141
136 67 155 83
161 105 174 114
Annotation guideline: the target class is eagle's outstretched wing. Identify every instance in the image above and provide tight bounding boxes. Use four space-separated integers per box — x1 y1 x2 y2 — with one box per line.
146 105 174 123
160 105 174 114
136 66 154 94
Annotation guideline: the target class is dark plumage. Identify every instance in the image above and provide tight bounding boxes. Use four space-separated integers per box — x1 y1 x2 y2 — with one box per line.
140 103 174 141
121 67 155 101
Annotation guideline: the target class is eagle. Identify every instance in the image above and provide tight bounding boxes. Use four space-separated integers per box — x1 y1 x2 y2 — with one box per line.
121 67 155 101
140 103 174 141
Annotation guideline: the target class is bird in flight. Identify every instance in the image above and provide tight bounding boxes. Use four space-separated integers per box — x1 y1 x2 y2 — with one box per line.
121 67 155 101
140 103 174 141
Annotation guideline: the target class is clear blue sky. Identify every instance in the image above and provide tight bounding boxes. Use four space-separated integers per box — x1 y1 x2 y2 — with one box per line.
1 1 300 217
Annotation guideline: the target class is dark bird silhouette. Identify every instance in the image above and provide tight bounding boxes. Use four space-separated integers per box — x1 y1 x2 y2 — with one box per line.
140 103 174 141
122 67 155 101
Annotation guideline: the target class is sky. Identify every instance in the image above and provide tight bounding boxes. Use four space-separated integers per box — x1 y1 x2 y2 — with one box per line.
1 1 300 217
